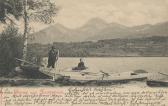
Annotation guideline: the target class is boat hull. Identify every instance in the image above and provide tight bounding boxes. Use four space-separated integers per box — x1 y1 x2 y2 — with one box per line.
55 75 147 86
20 65 149 86
21 65 52 79
146 80 168 87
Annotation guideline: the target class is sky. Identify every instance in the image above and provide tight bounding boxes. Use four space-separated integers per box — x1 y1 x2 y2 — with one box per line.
0 0 168 32
54 0 168 28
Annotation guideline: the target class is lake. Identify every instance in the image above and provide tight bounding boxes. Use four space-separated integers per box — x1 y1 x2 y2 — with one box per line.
43 57 168 74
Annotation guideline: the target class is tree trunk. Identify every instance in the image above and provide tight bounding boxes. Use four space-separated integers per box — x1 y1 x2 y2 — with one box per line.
22 0 28 65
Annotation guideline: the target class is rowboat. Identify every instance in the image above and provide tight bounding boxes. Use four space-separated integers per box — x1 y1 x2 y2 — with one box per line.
39 67 149 85
146 80 168 87
17 58 149 85
146 72 168 87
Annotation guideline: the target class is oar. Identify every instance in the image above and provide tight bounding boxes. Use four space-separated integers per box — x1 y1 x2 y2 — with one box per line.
80 71 98 76
158 72 168 77
15 58 44 67
100 70 110 76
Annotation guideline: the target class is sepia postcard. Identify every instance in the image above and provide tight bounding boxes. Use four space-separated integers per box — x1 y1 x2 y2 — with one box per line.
0 0 168 106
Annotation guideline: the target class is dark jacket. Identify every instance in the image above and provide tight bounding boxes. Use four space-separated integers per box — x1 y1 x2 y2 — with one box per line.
47 49 58 68
78 61 85 68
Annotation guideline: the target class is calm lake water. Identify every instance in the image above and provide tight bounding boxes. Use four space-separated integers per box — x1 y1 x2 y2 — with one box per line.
43 57 168 74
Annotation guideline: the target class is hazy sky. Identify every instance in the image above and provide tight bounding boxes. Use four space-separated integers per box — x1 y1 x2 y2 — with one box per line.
0 0 168 32
54 0 168 28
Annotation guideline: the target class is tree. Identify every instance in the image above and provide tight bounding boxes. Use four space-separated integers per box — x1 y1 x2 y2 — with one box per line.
0 0 59 64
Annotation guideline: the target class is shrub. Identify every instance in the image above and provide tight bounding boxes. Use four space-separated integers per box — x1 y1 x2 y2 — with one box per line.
0 25 23 75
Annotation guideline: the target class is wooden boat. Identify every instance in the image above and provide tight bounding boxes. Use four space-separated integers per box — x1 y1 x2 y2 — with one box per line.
44 67 149 85
146 72 168 87
19 66 149 85
20 65 53 79
146 80 168 87
17 58 149 85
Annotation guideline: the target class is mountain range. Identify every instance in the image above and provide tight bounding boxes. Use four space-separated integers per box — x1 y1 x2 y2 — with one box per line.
29 18 168 44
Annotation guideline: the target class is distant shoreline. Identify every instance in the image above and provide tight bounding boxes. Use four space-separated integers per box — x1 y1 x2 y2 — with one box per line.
28 36 168 58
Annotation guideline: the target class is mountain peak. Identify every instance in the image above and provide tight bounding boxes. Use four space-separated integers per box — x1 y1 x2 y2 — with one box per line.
78 18 109 32
86 18 108 27
87 18 108 24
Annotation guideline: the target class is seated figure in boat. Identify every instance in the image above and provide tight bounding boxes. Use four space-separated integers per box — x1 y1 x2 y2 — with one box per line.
72 58 87 71
47 46 58 68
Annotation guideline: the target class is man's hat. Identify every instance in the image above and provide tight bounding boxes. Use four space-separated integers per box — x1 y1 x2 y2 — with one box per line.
51 46 55 49
80 58 83 61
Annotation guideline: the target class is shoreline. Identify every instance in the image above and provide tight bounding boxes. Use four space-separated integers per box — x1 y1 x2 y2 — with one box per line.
0 77 147 87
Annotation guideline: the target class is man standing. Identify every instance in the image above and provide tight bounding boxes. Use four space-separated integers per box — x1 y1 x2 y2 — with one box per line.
47 46 58 68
